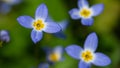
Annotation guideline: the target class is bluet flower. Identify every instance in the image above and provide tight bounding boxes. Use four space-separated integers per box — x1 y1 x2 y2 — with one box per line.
17 4 61 43
45 46 64 65
65 32 111 68
69 0 104 26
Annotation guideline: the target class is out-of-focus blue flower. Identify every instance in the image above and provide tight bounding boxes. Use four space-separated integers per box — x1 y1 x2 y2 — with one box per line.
44 46 64 65
53 20 68 39
2 0 21 5
69 0 104 26
65 32 111 68
46 17 68 39
0 0 21 14
0 30 10 43
38 63 49 68
17 4 61 43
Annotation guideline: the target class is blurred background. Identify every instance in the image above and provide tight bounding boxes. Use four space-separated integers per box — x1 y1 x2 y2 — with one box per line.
0 0 120 68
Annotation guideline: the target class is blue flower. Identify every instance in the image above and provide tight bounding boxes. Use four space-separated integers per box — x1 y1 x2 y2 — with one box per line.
45 46 64 65
0 0 21 14
0 30 10 43
46 16 68 39
65 32 111 68
38 63 49 68
69 0 104 26
17 4 61 43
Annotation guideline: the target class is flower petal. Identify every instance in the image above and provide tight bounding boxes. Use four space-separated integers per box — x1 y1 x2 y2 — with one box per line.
17 16 34 28
84 32 98 52
31 30 43 43
91 4 104 16
0 30 10 42
43 22 61 33
79 61 91 68
35 3 48 20
45 16 54 22
0 3 11 14
53 31 66 39
78 0 89 8
69 8 80 19
58 20 68 31
81 18 94 26
65 45 83 60
54 46 63 54
38 63 49 68
92 53 111 66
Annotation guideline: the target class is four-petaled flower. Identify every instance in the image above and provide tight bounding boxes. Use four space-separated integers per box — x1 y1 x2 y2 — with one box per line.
65 32 111 68
17 3 61 43
69 0 104 26
44 46 64 65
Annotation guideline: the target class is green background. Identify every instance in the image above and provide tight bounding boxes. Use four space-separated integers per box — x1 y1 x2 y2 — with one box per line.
0 0 119 68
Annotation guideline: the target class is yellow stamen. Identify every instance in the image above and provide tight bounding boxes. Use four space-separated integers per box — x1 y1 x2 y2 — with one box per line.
33 19 45 30
80 8 91 18
81 50 94 62
49 53 60 62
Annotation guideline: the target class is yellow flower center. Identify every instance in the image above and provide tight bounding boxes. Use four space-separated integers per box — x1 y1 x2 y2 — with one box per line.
33 19 45 31
80 8 91 18
81 50 94 62
49 53 60 62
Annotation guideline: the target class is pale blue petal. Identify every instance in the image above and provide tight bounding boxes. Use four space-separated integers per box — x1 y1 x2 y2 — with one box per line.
31 30 43 43
43 22 61 33
0 3 11 14
69 8 80 19
65 45 83 60
46 17 68 30
38 63 49 68
92 53 111 66
54 46 63 54
81 18 94 26
58 20 68 30
17 16 34 28
91 4 104 16
0 30 10 42
53 31 66 39
84 32 98 52
45 16 54 22
79 61 91 68
35 3 48 20
78 0 89 8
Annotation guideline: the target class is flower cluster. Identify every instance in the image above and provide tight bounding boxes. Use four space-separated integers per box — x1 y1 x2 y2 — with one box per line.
16 0 111 68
